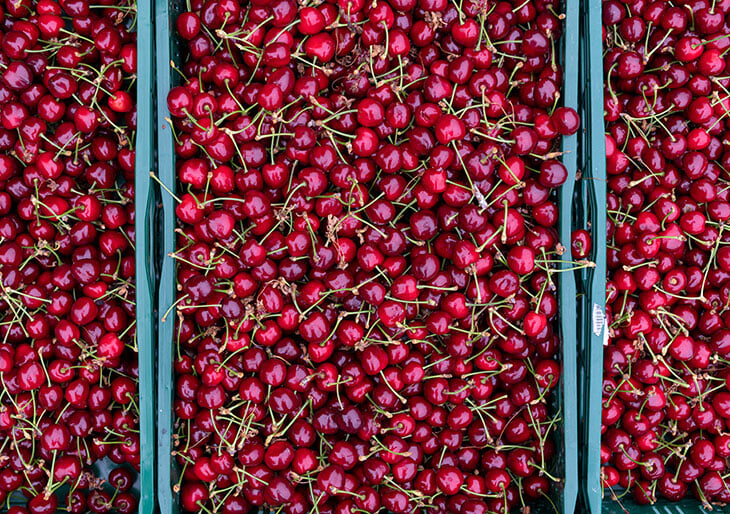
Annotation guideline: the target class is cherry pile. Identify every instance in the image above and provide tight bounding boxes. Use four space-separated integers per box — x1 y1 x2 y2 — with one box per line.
603 0 730 506
166 0 580 512
0 0 140 512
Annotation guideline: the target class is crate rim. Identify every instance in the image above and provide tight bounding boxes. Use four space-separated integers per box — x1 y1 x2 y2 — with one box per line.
155 0 177 511
579 0 608 509
134 0 157 510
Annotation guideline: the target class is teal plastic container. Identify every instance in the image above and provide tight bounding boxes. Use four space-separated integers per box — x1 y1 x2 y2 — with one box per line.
575 1 717 513
7 0 157 510
134 0 157 511
155 0 579 512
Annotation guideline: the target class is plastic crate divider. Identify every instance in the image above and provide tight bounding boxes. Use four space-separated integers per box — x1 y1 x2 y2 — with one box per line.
134 0 157 510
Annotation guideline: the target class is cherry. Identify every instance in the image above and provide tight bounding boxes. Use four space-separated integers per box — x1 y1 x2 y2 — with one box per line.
28 494 57 514
434 114 466 144
181 482 208 512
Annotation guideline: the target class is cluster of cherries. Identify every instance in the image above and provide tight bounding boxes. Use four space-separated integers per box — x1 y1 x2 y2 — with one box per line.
0 0 140 512
167 0 580 512
602 0 730 506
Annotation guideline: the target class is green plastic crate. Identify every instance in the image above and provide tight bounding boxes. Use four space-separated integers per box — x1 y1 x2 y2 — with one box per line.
575 1 727 513
155 0 579 512
5 0 157 510
135 0 157 511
